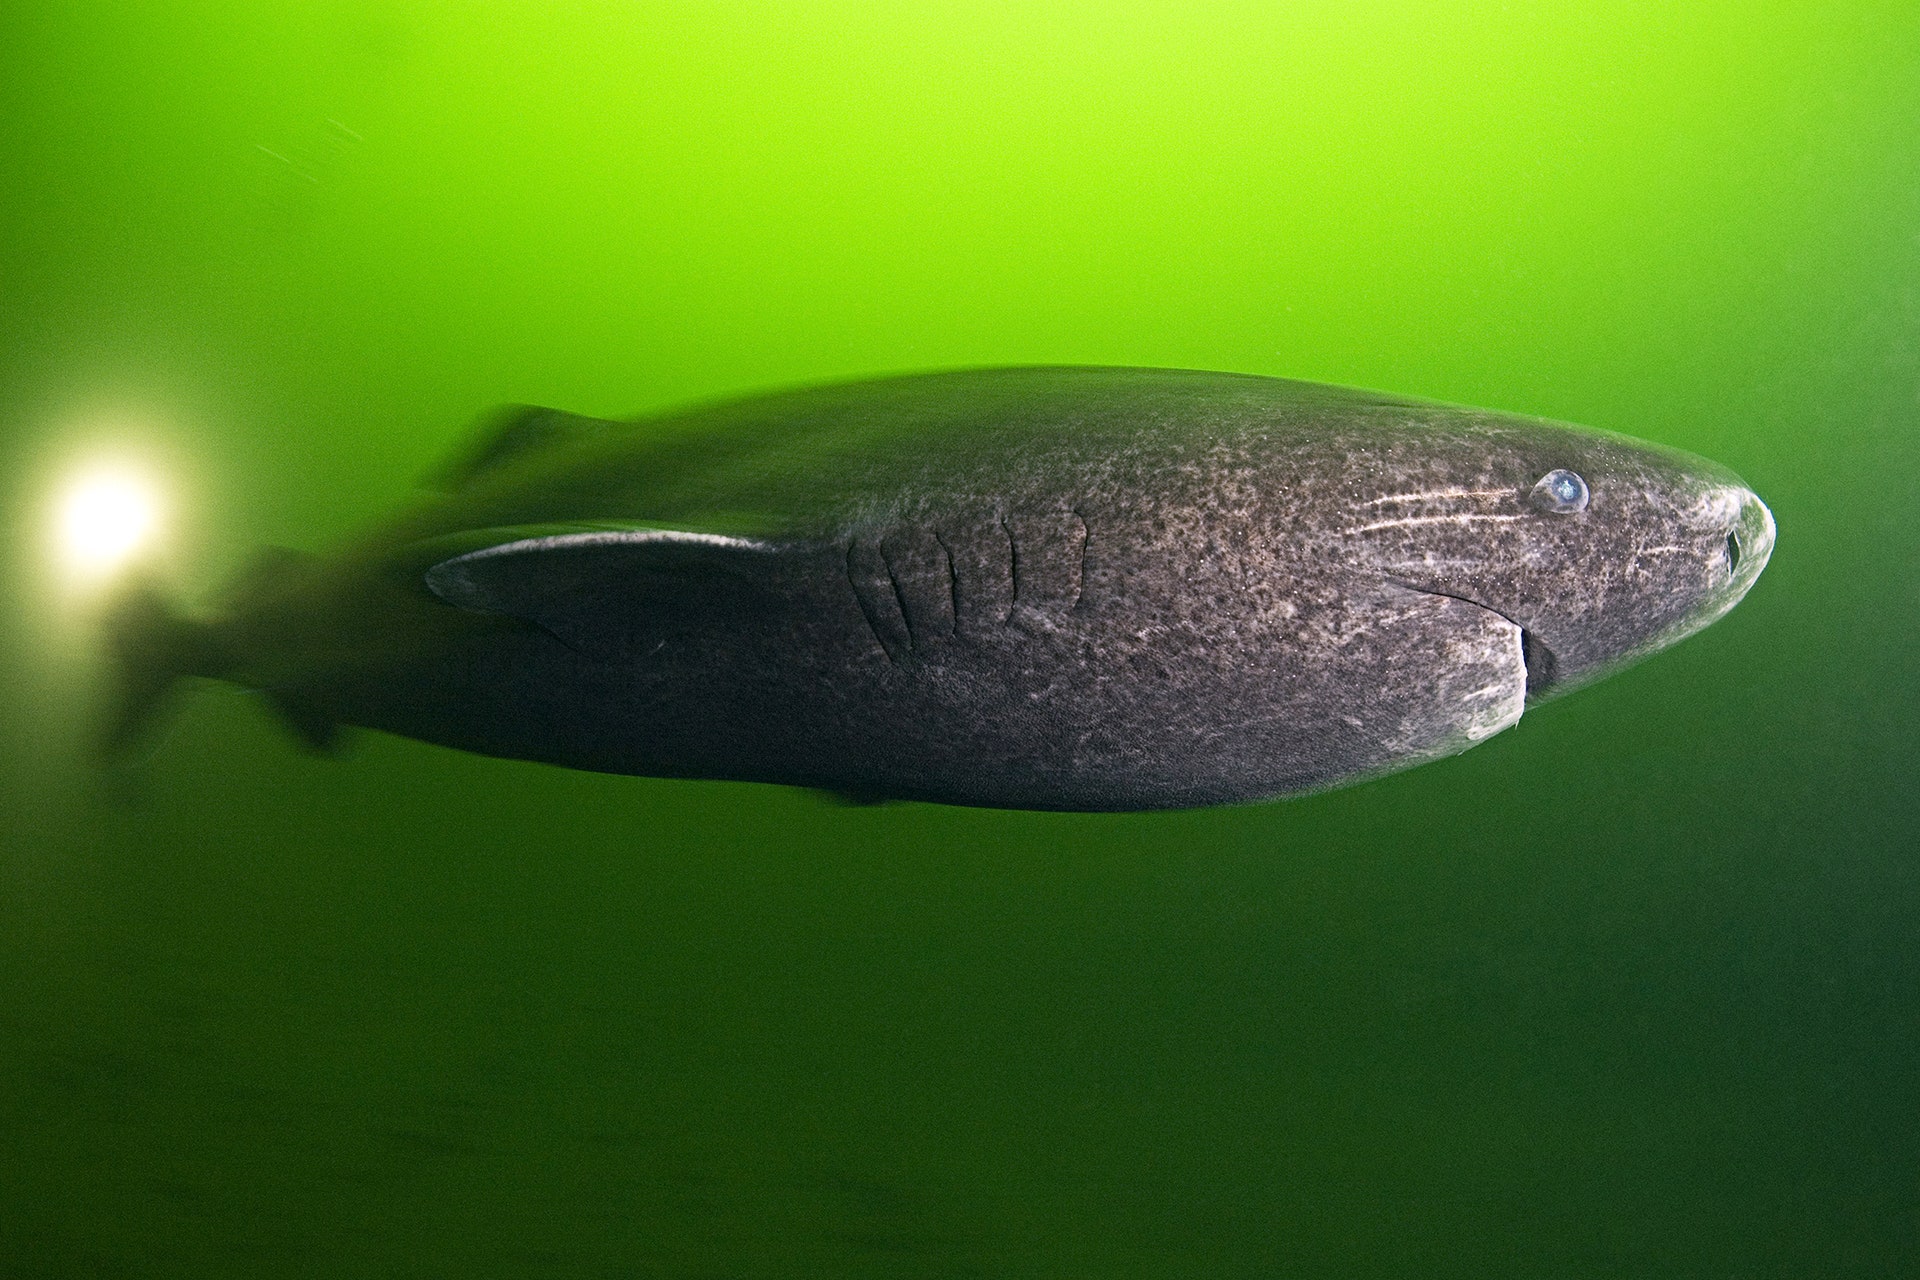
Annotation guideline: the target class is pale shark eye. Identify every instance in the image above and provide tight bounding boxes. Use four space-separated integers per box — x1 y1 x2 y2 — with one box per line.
1530 469 1589 514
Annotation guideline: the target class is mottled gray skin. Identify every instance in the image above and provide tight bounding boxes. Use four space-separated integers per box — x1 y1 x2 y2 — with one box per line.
191 367 1773 811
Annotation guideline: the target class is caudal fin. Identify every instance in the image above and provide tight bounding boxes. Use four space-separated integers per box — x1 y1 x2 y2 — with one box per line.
96 579 231 761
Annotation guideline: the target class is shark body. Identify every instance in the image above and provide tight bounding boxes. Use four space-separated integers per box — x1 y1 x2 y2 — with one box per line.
111 367 1775 810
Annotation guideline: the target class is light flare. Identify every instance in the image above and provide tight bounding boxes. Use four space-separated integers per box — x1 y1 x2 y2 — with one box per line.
54 464 166 580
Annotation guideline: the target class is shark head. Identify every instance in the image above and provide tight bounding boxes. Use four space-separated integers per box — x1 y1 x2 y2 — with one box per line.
1343 414 1774 699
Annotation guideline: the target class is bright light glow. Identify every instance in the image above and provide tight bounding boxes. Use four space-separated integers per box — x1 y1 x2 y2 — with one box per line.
56 466 165 578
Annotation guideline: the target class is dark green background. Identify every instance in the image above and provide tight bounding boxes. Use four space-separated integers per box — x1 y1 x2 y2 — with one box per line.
2 3 1915 1276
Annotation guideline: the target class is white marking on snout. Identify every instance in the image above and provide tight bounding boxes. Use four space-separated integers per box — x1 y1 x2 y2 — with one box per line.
1361 489 1511 506
1348 513 1528 534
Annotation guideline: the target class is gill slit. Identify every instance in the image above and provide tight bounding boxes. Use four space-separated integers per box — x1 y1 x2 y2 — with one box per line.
931 529 961 631
880 546 914 651
998 513 1019 622
845 540 897 665
1068 507 1089 613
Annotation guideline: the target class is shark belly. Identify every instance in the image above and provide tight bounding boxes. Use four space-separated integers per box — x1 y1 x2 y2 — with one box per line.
350 512 1526 810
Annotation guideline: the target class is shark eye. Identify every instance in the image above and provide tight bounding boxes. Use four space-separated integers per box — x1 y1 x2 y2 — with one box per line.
1530 469 1589 514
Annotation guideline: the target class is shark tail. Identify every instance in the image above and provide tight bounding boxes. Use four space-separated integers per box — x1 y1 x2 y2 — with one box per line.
99 551 348 761
96 577 234 761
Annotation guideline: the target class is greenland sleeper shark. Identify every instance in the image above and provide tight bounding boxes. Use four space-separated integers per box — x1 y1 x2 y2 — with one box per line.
103 366 1774 811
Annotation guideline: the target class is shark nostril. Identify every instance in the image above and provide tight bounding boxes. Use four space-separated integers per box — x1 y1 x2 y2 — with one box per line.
1726 530 1742 575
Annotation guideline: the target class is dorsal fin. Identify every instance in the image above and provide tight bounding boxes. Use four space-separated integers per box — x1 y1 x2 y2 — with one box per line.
427 405 615 491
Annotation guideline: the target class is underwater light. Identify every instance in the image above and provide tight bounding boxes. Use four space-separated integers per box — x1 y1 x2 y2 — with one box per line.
55 464 165 579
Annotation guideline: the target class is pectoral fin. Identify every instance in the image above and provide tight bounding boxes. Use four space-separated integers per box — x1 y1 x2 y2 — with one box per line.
424 529 784 661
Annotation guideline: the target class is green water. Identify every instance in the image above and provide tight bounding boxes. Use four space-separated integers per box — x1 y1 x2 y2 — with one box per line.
2 3 1916 1275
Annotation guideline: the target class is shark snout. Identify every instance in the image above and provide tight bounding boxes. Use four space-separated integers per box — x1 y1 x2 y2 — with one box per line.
1725 489 1775 586
1691 482 1774 589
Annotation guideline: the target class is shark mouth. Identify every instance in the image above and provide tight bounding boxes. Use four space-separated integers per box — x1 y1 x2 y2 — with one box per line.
1519 629 1559 696
1392 577 1560 699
